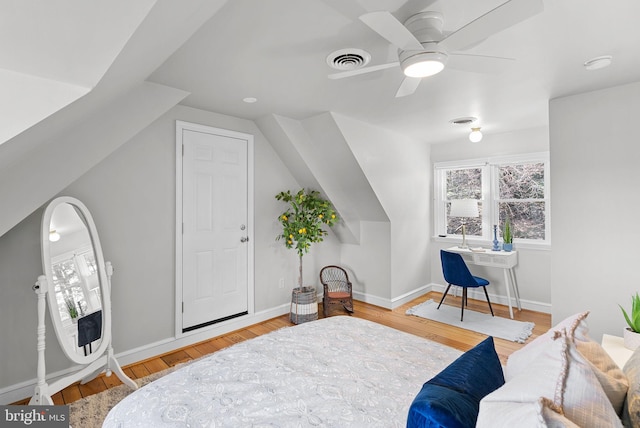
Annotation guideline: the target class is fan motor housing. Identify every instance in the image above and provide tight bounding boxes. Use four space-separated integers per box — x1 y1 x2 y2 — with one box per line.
405 11 444 43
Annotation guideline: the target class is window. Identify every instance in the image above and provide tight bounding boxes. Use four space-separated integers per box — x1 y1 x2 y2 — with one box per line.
434 153 550 245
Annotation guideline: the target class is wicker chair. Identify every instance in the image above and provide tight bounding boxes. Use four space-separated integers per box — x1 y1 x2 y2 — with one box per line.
319 265 354 317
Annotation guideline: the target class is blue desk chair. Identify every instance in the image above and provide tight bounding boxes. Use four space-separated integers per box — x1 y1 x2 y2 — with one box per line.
439 250 494 321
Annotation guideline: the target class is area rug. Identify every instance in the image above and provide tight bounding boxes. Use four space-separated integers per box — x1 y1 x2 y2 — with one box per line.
406 299 534 343
69 365 178 428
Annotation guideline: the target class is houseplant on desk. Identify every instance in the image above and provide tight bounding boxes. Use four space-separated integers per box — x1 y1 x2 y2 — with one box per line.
620 293 640 350
276 189 338 324
502 217 513 251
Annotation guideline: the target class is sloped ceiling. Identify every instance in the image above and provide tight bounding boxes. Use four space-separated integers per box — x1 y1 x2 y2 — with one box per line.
0 0 230 238
0 0 157 144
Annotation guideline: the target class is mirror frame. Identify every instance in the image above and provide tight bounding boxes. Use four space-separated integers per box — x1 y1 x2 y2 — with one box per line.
41 196 112 365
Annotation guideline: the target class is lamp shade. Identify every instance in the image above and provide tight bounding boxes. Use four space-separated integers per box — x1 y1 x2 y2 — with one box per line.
450 199 479 218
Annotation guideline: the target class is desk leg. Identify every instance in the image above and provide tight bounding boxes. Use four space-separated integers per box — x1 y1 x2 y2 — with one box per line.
503 269 514 319
509 268 522 311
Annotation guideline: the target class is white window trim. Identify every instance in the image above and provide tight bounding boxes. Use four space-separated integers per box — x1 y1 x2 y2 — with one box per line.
434 152 550 249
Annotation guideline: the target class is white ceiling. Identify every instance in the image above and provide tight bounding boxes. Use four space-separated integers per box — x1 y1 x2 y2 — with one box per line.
148 0 640 144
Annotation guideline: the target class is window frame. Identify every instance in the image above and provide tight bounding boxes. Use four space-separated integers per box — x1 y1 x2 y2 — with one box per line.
434 152 550 248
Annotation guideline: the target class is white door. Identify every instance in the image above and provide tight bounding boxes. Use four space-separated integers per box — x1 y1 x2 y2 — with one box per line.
179 123 251 332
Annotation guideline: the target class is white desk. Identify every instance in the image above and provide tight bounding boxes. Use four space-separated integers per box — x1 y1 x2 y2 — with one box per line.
601 334 634 369
446 247 521 319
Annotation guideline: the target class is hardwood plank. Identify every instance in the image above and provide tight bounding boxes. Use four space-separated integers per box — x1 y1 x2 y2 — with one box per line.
60 386 82 404
160 350 192 368
51 392 64 406
143 358 171 374
101 373 124 389
78 377 107 398
127 363 151 379
183 346 206 360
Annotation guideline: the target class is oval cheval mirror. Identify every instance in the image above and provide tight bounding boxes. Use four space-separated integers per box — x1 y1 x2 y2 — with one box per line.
30 196 136 405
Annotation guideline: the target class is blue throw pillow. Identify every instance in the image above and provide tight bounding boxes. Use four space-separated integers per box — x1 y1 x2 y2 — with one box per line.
407 336 505 428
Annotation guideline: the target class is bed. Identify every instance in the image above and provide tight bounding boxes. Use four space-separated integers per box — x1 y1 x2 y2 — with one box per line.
102 316 462 427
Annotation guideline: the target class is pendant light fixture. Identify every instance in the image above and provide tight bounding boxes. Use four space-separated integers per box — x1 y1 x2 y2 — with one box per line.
469 127 483 143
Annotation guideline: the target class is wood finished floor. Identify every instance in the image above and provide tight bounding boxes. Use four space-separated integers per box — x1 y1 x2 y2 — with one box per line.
13 291 550 405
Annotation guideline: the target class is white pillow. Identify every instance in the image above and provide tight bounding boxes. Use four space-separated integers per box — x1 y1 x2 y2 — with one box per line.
506 312 589 379
478 330 623 428
506 311 628 414
477 398 579 428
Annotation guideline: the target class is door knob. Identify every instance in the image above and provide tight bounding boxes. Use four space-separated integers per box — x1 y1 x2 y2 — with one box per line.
240 237 249 243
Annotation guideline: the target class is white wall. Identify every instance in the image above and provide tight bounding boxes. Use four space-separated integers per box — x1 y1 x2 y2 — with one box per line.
0 104 341 401
429 127 552 312
334 114 432 305
550 81 640 341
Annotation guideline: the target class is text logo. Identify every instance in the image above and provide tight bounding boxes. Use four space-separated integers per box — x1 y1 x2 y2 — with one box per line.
0 406 68 427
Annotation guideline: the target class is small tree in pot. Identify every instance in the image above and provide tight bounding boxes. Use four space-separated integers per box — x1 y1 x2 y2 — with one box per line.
276 189 338 291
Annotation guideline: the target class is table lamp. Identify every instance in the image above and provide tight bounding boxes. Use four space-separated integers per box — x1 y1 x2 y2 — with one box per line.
450 199 479 249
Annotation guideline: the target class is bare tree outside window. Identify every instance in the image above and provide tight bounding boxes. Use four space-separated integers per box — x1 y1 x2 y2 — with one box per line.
437 156 548 243
446 168 482 236
498 163 545 240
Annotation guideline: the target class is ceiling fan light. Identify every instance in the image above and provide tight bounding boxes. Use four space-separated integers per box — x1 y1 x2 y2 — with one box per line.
401 51 447 78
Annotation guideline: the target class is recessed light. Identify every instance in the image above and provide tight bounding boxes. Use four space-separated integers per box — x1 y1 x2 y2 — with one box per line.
584 55 612 71
243 97 257 103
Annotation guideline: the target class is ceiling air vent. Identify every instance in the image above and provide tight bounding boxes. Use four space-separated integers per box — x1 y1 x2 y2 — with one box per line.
449 117 478 125
326 48 371 71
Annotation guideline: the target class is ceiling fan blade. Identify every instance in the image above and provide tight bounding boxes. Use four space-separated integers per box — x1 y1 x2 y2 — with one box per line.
448 53 515 74
328 62 399 80
395 76 421 97
360 11 424 51
438 0 543 52
320 0 368 20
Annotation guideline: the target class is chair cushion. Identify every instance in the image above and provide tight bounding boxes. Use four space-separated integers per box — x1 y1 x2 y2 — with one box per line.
407 336 504 428
327 291 350 299
473 276 489 287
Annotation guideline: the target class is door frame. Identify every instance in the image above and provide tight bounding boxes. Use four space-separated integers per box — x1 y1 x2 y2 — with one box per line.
175 120 254 338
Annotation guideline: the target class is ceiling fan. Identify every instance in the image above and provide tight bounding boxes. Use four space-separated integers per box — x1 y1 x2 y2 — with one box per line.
326 0 543 97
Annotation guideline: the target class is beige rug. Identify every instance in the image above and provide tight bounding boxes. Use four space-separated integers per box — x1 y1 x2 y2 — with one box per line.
69 366 178 428
406 299 534 343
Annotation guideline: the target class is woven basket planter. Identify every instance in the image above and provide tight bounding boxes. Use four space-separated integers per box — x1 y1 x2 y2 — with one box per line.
290 286 318 324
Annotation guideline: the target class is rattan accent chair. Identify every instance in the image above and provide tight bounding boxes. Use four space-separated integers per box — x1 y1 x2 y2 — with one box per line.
319 265 354 317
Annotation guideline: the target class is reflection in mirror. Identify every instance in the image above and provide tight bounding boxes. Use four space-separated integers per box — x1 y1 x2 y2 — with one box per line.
48 203 103 356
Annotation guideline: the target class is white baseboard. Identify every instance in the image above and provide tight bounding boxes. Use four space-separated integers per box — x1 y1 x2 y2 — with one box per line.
428 282 552 314
390 285 433 309
0 304 290 405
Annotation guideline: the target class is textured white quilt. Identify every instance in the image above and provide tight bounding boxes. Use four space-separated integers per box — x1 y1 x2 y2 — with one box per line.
103 316 461 427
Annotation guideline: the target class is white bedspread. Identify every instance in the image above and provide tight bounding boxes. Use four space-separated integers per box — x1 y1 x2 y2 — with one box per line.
103 316 461 427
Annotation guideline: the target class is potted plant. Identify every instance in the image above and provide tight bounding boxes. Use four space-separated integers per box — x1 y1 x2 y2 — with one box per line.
502 217 513 251
620 293 640 350
276 189 338 323
65 296 78 321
